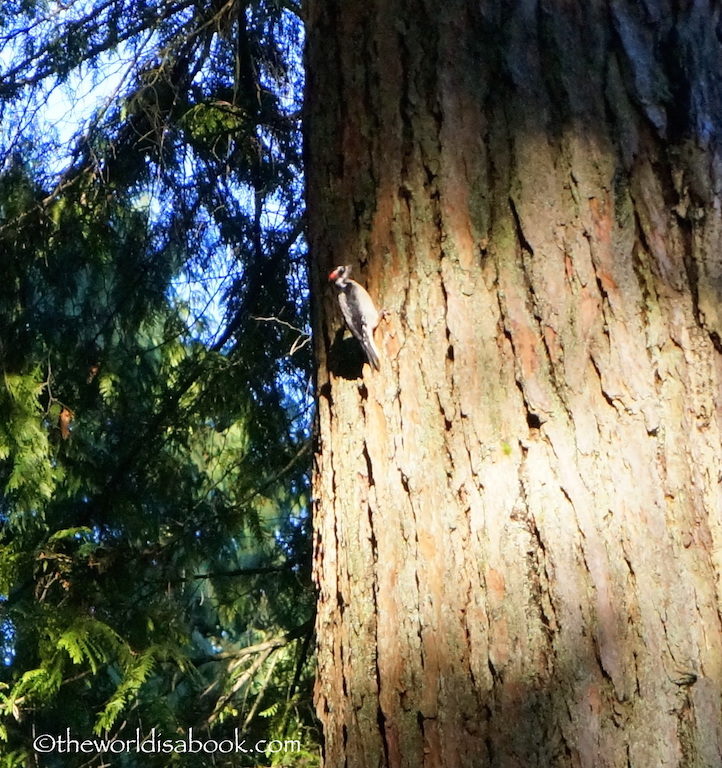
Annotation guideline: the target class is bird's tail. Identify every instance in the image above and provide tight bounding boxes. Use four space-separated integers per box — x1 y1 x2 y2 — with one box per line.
363 330 380 371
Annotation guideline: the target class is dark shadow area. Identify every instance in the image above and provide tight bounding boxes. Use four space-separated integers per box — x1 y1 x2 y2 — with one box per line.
327 327 368 379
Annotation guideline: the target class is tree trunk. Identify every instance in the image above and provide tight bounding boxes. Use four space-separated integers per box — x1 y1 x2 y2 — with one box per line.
305 1 722 766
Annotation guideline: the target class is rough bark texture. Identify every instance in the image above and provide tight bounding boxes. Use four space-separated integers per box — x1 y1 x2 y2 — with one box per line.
305 1 722 766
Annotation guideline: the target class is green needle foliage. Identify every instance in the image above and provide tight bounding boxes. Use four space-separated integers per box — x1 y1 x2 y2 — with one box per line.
0 1 317 765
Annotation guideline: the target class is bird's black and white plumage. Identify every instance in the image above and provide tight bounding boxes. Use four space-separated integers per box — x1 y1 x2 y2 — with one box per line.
328 265 382 370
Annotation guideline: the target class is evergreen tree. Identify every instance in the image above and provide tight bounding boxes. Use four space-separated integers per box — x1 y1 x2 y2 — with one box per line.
0 1 317 765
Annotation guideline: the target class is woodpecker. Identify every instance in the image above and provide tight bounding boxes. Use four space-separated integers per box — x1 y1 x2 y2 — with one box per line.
328 265 382 370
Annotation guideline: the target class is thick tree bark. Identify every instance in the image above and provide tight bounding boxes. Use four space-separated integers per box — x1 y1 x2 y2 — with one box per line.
305 1 722 766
